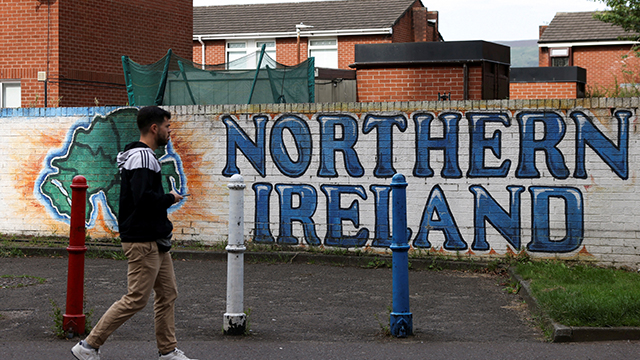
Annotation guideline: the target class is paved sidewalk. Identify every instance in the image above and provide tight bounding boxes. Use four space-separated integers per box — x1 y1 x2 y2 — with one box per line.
1 255 639 359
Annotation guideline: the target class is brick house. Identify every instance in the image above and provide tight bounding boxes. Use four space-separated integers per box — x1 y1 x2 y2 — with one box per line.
192 0 441 70
538 11 640 94
0 0 192 108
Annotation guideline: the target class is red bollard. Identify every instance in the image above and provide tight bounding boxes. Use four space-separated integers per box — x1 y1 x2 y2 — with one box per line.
63 175 88 336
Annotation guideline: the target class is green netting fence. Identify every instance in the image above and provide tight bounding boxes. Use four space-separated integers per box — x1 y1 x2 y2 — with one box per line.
122 48 315 106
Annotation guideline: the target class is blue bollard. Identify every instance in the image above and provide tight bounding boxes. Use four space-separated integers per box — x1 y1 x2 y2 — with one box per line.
389 173 413 337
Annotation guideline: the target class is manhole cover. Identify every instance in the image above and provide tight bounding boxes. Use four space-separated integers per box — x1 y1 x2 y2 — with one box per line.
0 275 46 289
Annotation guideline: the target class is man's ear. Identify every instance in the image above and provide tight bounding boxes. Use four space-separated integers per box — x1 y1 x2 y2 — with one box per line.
149 123 158 134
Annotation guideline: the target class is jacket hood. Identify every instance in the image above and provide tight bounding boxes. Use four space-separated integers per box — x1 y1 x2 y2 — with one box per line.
117 142 152 172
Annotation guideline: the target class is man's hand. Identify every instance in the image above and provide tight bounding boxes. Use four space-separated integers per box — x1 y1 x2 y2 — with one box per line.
170 190 184 204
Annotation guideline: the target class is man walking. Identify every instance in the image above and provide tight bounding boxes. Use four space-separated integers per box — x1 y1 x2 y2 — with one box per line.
72 106 196 360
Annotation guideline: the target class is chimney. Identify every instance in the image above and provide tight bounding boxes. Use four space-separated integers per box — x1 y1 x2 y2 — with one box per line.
412 7 427 42
426 11 439 41
539 25 548 39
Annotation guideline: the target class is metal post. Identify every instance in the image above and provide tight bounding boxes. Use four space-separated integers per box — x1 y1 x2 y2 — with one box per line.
389 173 413 337
63 175 88 336
224 174 247 335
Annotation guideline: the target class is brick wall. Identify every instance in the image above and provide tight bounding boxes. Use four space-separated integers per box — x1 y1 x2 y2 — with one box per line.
2 99 639 268
0 0 57 107
357 64 483 102
0 0 192 108
510 82 580 99
277 37 309 66
573 45 640 91
539 44 640 93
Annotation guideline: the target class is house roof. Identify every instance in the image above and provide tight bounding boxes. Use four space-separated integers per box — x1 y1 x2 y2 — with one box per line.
539 11 638 44
194 0 419 39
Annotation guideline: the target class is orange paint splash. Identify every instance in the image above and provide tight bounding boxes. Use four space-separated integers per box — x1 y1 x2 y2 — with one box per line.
578 245 594 257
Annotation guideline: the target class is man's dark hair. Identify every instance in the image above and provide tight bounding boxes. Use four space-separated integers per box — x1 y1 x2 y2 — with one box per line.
137 106 171 133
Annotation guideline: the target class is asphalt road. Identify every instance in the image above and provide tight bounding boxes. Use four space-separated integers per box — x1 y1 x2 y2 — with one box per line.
1 255 639 359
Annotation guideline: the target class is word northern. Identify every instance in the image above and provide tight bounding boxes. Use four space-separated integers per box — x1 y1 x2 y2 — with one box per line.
222 110 630 180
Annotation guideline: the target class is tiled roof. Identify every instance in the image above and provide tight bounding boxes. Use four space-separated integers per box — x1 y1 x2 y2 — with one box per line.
539 11 638 44
194 0 418 36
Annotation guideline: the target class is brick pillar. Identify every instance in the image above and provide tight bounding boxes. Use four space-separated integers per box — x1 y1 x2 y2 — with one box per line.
412 8 427 42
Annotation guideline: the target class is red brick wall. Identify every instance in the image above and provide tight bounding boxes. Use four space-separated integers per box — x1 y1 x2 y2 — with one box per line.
539 44 640 92
510 82 579 99
356 64 483 102
338 35 391 69
0 0 192 107
194 39 225 65
57 0 192 107
277 37 309 66
539 47 549 67
572 45 640 91
0 0 57 107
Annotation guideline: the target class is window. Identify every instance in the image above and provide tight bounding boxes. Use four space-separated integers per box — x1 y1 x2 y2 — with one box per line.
1 81 21 108
309 38 338 68
550 47 570 67
226 40 276 69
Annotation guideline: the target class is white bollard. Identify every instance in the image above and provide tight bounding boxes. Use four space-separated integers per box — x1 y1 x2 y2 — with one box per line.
223 174 247 335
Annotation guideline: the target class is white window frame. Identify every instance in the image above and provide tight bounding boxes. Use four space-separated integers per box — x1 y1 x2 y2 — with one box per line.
308 37 338 69
550 47 570 67
226 39 276 69
1 80 21 108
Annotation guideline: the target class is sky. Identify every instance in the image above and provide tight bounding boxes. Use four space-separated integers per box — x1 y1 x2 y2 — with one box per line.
192 0 608 42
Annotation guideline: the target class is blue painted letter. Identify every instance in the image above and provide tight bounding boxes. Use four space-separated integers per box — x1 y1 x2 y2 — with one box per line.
571 110 629 180
321 184 369 247
222 115 267 177
413 185 467 250
253 183 275 243
516 111 569 179
527 186 583 253
275 184 321 246
270 115 312 177
467 112 512 177
469 185 524 251
413 112 462 178
363 114 408 177
317 115 364 177
370 185 392 247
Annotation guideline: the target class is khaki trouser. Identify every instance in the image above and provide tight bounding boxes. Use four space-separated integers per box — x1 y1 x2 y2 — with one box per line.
85 241 178 354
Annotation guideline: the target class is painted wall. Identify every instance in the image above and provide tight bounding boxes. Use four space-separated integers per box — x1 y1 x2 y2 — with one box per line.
2 99 639 267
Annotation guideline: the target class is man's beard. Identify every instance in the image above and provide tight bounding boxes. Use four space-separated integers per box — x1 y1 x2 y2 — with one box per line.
157 134 169 147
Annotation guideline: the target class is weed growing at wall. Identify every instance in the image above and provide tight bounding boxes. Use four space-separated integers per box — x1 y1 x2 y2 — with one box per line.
0 242 25 258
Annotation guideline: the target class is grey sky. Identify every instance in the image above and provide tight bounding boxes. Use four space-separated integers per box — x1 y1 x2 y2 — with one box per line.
192 0 607 41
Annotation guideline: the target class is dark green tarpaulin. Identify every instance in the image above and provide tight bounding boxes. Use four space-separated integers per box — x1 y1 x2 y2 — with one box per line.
122 49 315 106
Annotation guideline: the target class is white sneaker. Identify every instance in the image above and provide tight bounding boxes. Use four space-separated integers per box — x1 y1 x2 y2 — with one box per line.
159 348 198 360
71 341 100 360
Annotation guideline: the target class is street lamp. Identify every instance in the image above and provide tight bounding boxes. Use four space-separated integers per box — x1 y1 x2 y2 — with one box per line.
296 22 314 64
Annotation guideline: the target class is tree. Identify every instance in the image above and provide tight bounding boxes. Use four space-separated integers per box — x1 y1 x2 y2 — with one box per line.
593 0 640 40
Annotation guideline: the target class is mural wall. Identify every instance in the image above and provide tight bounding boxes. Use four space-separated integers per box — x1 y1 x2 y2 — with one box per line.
1 99 638 267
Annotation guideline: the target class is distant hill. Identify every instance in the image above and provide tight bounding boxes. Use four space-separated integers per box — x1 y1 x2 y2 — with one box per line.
493 40 539 67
